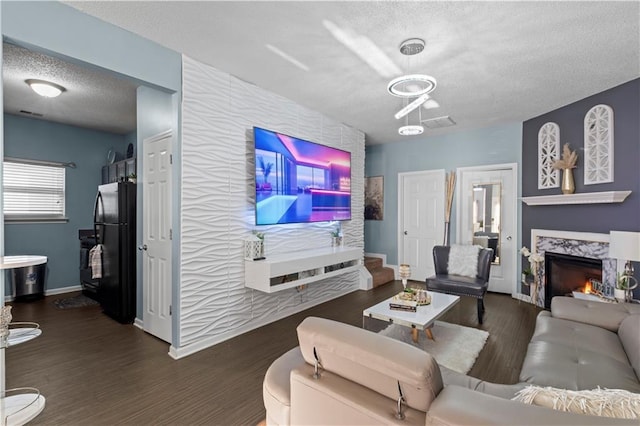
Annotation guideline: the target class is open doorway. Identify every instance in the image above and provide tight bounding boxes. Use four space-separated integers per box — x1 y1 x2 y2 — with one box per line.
2 40 140 321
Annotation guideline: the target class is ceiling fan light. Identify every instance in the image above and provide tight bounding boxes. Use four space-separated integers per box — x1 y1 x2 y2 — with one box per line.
387 74 436 98
398 125 424 136
26 79 65 98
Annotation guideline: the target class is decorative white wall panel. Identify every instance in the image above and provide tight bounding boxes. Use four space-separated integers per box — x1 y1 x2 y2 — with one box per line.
180 55 365 350
537 122 560 189
584 104 614 185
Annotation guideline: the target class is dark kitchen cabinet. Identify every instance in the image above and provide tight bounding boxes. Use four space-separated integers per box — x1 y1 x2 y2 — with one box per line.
102 158 137 184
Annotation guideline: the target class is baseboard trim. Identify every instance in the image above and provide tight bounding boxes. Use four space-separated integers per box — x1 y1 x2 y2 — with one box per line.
513 292 532 303
4 284 83 302
45 285 82 296
169 286 359 360
134 318 144 330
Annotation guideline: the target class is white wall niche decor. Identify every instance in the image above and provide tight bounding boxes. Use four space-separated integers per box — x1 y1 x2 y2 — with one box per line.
537 122 560 189
584 104 614 185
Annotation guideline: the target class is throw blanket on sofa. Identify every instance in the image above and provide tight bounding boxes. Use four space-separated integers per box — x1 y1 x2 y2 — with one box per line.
448 244 480 277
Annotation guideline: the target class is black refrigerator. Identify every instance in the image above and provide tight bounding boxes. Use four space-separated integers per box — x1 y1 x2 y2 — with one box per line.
93 182 136 323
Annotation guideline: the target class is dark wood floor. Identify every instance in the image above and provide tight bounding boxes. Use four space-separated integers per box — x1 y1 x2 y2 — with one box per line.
6 281 541 425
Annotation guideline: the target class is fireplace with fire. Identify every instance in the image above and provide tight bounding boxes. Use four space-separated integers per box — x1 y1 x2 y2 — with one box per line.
544 252 603 309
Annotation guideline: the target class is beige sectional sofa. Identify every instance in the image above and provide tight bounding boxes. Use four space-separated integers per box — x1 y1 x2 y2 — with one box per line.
263 297 640 425
519 297 640 393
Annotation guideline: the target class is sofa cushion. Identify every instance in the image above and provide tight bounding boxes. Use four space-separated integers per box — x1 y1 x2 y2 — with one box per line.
425 275 487 297
427 385 639 426
520 315 640 392
296 316 442 412
619 315 640 379
531 313 630 364
551 297 640 332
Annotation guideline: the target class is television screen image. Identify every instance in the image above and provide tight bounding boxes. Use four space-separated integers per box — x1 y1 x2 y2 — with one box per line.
254 127 351 225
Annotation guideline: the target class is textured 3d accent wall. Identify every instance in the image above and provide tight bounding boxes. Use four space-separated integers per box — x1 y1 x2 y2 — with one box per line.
180 55 365 349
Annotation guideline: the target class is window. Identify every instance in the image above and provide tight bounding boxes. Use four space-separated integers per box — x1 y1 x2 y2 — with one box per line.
3 159 67 222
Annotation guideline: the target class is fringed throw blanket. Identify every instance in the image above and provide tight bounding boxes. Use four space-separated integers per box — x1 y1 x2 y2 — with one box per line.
513 385 640 419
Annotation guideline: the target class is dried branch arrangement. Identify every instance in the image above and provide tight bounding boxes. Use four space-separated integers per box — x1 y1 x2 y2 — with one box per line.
552 143 578 169
443 171 456 245
445 171 456 222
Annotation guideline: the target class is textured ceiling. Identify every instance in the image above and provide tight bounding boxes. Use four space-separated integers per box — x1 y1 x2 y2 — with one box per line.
3 42 137 135
25 2 640 144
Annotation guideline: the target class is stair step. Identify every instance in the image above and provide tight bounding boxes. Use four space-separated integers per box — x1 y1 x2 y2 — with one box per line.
364 257 383 270
363 257 394 288
370 267 395 288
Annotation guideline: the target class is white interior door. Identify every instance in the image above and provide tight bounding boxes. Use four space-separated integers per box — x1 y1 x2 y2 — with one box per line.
457 165 516 294
398 170 445 281
142 130 172 342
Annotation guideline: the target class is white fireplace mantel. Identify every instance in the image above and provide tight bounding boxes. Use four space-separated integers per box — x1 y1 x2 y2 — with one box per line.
522 190 631 206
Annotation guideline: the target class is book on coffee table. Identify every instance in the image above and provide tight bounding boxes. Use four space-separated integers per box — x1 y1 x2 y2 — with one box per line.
389 303 417 312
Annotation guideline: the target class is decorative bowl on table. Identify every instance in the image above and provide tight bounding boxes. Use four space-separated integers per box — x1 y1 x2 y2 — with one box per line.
392 288 432 307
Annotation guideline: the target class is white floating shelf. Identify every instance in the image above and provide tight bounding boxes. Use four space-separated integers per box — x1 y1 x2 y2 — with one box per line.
245 246 363 293
522 190 631 206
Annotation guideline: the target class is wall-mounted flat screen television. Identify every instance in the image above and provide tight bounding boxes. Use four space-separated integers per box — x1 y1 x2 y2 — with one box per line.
253 127 351 225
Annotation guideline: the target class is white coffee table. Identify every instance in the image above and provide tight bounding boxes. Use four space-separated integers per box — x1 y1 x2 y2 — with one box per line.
363 292 460 343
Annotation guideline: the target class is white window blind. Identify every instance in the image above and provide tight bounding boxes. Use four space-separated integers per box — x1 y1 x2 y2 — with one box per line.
3 159 66 220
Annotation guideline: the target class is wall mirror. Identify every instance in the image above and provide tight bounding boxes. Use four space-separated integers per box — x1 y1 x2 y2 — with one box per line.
471 182 501 265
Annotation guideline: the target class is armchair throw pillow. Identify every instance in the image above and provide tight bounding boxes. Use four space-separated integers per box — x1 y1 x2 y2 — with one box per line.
447 244 480 278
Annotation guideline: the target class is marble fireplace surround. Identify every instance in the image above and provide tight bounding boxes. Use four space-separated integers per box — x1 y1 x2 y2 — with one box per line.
530 229 616 307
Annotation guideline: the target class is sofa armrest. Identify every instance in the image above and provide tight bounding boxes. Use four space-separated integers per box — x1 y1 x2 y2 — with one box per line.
550 296 640 332
426 385 638 426
263 347 305 426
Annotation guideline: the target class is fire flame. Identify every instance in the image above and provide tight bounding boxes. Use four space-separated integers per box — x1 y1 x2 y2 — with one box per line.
583 281 592 294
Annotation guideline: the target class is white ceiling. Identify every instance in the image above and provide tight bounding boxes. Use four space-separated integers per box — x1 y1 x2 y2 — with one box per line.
14 1 640 144
3 42 137 135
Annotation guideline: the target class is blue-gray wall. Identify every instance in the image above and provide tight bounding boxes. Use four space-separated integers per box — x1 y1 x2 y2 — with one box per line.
365 122 522 265
2 2 180 92
3 114 127 294
522 78 640 296
2 1 182 343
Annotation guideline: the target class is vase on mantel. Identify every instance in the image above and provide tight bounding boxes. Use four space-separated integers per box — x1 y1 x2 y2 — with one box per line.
561 168 575 194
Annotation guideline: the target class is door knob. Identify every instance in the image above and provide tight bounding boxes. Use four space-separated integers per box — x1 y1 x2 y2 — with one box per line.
138 244 148 251
506 236 512 241
404 231 408 235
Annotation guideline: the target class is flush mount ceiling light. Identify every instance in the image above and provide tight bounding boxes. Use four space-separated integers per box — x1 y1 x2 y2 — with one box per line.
25 79 65 98
398 125 424 136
